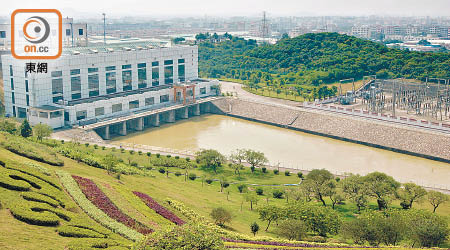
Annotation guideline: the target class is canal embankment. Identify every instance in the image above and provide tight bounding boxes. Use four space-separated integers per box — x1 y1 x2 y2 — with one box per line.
209 98 450 163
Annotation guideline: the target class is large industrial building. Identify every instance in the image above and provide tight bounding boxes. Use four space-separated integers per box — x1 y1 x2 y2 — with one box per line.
1 41 219 129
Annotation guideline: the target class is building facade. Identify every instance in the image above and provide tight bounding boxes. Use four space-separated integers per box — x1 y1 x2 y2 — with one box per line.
1 43 219 128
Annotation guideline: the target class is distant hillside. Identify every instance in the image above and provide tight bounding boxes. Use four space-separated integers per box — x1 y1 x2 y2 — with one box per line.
199 32 450 86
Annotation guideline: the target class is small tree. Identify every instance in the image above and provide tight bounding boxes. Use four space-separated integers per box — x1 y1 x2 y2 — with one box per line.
243 149 268 171
276 220 307 240
363 172 400 210
427 190 449 213
20 119 32 138
33 123 53 141
258 205 283 231
341 174 369 211
396 183 427 209
219 175 229 192
245 193 258 210
210 207 232 226
229 149 246 176
196 149 225 173
256 187 264 195
303 169 336 206
103 154 118 174
250 222 260 236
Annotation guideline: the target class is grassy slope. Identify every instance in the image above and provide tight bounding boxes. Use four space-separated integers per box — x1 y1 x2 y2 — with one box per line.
0 136 449 248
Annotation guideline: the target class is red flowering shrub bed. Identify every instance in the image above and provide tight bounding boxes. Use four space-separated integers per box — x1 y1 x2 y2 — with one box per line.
72 175 153 234
133 191 185 225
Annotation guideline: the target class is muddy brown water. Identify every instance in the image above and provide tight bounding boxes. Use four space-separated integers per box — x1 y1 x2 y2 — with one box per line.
113 114 450 188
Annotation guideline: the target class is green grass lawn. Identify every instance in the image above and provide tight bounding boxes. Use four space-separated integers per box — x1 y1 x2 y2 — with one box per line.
0 136 449 249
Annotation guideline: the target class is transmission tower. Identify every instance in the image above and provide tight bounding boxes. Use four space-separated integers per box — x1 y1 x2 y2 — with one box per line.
260 11 269 43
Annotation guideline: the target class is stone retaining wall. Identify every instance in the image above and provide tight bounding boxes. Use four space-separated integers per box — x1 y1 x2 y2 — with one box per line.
210 98 450 163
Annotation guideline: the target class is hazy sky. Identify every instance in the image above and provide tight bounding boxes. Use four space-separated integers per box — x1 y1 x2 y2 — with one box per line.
2 0 450 18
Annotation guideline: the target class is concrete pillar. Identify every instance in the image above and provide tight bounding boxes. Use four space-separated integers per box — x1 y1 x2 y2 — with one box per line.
152 114 160 127
136 117 143 131
181 107 189 119
204 102 211 113
168 110 175 123
119 122 127 136
194 104 200 116
104 125 110 140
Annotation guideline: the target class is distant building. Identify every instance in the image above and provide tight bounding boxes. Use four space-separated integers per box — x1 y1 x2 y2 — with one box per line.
1 42 219 128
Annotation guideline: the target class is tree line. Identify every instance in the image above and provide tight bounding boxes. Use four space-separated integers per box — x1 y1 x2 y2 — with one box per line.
198 32 450 98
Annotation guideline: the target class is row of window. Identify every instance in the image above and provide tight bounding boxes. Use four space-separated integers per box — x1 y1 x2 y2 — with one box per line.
51 62 186 102
75 95 169 120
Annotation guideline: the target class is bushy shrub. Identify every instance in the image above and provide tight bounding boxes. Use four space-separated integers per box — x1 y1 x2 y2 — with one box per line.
175 171 182 176
261 167 267 173
156 153 161 158
129 150 135 155
256 187 264 195
93 144 98 149
186 157 190 162
285 171 290 176
273 189 284 199
138 151 142 155
120 148 125 153
188 173 197 180
205 179 213 184
237 184 247 193
158 168 165 174
210 207 232 226
85 143 89 147
308 235 327 243
0 133 64 166
146 152 151 157
297 172 303 179
273 169 279 175
175 156 180 159
250 166 255 172
166 155 171 158
141 223 224 250
130 162 138 167
276 220 307 241
102 146 106 150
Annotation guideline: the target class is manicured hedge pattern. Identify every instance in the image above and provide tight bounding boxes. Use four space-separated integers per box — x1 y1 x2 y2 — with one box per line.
9 200 71 226
133 191 185 225
56 170 143 241
73 175 153 235
0 156 130 249
21 192 60 207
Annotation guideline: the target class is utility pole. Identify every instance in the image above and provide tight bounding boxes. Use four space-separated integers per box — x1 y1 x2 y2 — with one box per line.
261 11 269 43
102 13 106 45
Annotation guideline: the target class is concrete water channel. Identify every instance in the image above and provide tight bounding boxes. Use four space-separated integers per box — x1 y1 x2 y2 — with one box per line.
112 114 450 190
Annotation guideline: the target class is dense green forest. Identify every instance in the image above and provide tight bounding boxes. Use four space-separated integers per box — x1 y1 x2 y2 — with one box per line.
198 32 450 97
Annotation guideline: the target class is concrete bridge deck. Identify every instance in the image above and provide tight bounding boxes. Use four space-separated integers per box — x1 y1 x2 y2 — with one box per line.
81 96 222 139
